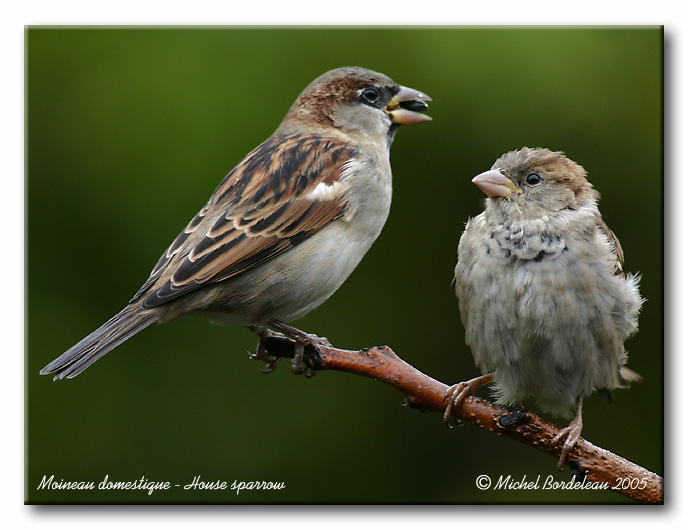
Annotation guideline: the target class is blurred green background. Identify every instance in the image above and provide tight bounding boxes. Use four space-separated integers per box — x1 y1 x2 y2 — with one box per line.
27 27 662 504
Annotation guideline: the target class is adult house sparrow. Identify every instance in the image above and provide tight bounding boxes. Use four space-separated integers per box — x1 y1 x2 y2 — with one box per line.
446 147 642 468
40 67 431 380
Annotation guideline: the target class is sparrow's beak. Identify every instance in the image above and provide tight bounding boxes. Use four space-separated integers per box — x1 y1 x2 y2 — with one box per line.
472 169 523 198
387 85 432 125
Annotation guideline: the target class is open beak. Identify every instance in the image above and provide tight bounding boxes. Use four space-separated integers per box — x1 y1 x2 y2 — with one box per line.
387 85 432 125
472 169 522 198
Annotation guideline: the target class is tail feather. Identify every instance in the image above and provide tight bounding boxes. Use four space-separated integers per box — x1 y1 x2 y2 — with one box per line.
40 305 158 380
598 364 643 402
620 366 643 385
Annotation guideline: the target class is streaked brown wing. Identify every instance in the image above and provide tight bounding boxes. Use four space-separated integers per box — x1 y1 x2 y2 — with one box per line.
596 216 625 276
131 133 358 308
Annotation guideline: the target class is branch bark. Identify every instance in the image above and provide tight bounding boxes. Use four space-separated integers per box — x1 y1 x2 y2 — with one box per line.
262 335 663 504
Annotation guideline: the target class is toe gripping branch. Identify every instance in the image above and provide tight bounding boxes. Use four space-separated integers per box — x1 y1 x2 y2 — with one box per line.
250 331 323 378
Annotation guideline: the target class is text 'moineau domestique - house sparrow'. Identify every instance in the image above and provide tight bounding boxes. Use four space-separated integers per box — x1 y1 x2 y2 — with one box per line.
447 147 642 467
41 67 431 380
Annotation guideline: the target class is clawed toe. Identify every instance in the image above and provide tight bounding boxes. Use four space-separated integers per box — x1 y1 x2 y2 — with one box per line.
248 329 288 374
551 396 584 468
256 355 282 374
444 382 472 425
290 343 307 375
249 321 329 376
551 422 583 468
443 373 494 426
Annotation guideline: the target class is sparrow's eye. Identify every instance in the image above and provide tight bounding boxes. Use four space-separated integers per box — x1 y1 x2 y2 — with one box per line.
525 173 542 186
360 87 381 105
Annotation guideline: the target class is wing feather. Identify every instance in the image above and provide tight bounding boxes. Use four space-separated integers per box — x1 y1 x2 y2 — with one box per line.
596 216 625 276
130 133 358 308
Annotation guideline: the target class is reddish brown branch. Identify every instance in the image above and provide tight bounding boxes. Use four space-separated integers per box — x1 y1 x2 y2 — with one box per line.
263 336 663 504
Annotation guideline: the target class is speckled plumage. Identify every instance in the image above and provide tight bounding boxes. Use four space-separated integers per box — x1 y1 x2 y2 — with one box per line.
451 147 642 466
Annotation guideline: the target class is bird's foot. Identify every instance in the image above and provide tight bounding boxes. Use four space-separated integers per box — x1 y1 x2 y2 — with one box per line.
248 320 331 377
551 419 583 469
551 397 584 468
248 328 290 374
267 319 331 376
443 373 495 426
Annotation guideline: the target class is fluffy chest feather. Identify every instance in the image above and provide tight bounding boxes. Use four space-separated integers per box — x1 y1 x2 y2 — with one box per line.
455 205 640 416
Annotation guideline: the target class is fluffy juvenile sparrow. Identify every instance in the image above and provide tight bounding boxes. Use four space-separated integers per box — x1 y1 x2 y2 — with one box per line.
40 66 431 380
446 147 642 467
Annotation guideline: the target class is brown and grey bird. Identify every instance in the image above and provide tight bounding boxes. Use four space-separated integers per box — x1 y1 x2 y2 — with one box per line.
446 147 642 468
40 66 431 380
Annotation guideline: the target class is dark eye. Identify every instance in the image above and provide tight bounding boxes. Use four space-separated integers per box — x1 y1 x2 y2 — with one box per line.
525 173 542 186
360 87 380 104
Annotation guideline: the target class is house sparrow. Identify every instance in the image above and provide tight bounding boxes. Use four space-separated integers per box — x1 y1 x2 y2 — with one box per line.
40 66 431 380
446 147 642 468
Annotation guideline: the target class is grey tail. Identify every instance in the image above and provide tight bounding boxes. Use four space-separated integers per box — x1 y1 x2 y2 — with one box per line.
598 365 643 402
40 304 158 380
620 366 643 385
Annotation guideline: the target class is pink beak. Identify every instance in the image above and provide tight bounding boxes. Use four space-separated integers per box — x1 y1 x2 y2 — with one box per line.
472 169 521 198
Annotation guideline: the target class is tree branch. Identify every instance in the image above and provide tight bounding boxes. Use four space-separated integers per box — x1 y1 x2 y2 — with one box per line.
262 335 663 504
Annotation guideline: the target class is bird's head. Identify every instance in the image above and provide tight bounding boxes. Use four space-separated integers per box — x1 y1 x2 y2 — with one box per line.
280 66 431 145
473 147 598 217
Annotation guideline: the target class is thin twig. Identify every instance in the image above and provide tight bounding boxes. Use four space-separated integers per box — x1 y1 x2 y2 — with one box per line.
262 335 663 504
